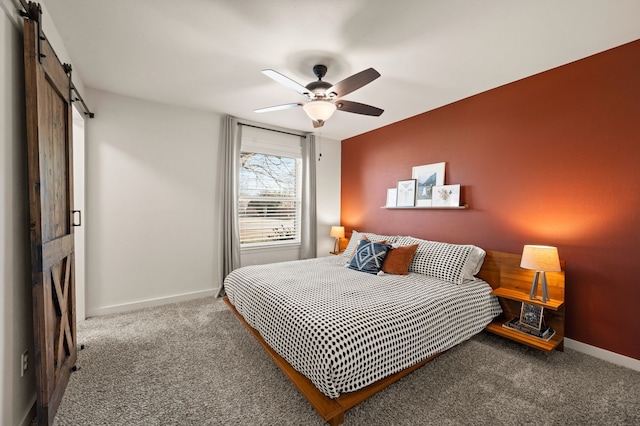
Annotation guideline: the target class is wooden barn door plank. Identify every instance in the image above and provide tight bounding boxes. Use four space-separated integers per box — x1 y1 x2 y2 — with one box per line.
23 6 78 424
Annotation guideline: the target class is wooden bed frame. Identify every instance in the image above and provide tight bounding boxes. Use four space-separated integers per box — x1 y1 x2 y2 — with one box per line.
223 250 552 425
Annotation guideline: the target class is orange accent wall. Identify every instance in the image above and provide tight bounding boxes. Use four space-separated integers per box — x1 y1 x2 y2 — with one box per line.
341 39 640 360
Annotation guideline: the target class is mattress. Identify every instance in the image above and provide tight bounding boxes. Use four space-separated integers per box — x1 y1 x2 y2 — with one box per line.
224 255 502 398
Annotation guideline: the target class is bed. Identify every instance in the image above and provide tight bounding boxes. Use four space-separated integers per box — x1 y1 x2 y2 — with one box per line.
223 232 504 425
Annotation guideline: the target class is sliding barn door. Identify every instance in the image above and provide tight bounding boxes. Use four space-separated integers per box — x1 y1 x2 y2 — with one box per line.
23 9 78 425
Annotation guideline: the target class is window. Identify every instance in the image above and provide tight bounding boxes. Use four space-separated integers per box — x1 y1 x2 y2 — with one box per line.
239 128 302 247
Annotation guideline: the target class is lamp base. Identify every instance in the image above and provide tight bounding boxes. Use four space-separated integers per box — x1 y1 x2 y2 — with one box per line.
529 271 550 303
333 238 341 254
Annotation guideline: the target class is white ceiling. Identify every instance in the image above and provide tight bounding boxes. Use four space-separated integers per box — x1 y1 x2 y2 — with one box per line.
44 0 640 141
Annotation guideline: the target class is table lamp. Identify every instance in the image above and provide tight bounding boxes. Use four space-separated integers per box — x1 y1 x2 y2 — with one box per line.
330 226 345 254
520 245 561 303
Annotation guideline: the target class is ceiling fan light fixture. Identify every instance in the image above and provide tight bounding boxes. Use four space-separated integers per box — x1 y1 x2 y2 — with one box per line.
303 100 336 122
258 65 383 127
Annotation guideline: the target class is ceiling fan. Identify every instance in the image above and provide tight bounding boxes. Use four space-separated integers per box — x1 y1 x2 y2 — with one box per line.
255 64 384 128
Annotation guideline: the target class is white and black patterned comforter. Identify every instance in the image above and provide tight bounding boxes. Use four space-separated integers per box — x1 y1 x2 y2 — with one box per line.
224 255 502 399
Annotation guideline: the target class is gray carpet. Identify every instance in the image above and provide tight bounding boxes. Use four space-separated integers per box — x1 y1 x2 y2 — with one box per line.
51 296 640 425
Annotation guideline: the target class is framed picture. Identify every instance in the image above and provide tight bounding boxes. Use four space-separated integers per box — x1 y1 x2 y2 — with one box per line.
385 188 397 207
412 162 445 206
432 184 461 207
396 179 416 207
519 302 544 331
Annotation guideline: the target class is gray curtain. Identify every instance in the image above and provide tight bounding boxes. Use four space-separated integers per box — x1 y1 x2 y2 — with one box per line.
300 134 317 259
218 115 242 296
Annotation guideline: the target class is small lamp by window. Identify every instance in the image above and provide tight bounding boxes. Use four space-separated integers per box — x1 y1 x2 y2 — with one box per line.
520 245 561 303
330 226 345 254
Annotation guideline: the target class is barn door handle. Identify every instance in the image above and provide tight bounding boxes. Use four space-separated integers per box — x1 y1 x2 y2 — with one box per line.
72 210 82 227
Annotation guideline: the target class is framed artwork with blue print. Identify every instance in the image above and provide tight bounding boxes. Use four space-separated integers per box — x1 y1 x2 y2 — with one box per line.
412 162 445 206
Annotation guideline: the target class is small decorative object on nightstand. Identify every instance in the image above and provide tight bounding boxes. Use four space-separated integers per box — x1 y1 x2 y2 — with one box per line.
520 245 561 303
519 302 544 330
330 226 345 254
501 302 556 341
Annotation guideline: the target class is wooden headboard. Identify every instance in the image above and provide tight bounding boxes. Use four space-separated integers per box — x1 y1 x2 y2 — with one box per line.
479 250 566 353
477 250 565 302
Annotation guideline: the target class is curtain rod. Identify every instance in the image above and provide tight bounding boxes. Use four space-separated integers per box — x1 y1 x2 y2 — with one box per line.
20 1 95 119
239 122 307 139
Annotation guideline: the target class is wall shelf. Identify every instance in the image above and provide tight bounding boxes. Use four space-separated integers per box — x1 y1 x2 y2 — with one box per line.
381 204 469 210
485 321 564 352
491 287 563 310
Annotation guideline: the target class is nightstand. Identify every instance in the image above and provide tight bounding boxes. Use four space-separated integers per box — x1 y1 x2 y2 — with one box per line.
479 252 565 352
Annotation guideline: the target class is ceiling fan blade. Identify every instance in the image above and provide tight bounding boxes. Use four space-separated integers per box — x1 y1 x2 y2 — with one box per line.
261 69 310 96
336 100 384 116
254 102 303 113
312 120 325 128
326 68 381 98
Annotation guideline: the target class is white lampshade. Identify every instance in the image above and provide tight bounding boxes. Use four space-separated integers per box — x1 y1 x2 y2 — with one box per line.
330 226 345 239
303 100 336 122
520 245 561 272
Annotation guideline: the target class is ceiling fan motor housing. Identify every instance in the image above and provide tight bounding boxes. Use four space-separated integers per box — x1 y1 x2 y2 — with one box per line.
312 64 328 79
306 64 334 99
306 80 333 98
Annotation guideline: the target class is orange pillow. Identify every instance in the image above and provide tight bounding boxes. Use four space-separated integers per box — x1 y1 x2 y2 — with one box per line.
382 244 419 275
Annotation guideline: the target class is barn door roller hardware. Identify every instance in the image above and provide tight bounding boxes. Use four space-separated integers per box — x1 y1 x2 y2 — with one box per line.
19 2 45 63
19 1 95 119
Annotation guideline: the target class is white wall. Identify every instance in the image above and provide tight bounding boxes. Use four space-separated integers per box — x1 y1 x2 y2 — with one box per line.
314 136 342 256
84 89 222 316
85 88 342 314
1 2 35 425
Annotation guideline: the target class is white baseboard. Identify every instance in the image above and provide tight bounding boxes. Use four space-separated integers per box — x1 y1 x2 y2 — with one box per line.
565 338 640 372
86 289 218 318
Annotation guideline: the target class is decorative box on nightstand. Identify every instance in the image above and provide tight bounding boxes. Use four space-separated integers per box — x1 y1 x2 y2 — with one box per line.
479 252 565 352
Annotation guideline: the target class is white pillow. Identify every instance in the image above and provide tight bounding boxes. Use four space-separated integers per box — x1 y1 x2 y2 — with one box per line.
361 232 399 244
462 245 486 281
341 230 364 259
342 231 399 259
396 236 484 285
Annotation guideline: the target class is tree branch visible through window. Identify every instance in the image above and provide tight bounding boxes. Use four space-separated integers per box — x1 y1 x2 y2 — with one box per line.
239 151 300 245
